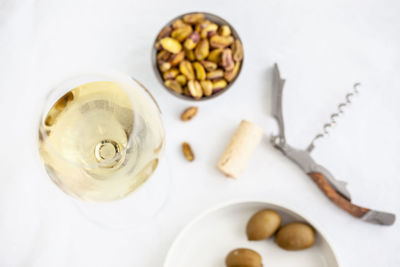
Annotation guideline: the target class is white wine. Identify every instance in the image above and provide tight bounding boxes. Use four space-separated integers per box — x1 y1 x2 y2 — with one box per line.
39 80 165 201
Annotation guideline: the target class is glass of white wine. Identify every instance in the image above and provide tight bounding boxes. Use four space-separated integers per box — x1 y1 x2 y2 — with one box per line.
38 72 168 228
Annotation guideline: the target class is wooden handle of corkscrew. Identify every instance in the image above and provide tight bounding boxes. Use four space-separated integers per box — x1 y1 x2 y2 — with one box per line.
308 172 370 218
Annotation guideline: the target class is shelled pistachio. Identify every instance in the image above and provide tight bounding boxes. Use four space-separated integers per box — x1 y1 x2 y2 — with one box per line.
182 142 195 161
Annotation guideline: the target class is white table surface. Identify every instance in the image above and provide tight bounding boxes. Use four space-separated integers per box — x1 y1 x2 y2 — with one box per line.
1 0 399 266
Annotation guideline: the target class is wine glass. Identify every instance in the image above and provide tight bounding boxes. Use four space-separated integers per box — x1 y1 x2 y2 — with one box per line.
38 72 169 228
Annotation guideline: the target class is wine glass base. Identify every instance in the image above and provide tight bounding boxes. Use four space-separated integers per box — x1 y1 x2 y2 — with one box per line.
71 155 172 230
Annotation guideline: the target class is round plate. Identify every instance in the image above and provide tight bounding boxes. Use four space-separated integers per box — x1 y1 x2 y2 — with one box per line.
164 200 339 267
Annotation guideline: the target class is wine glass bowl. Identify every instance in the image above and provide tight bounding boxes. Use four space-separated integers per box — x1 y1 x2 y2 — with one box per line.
38 72 165 202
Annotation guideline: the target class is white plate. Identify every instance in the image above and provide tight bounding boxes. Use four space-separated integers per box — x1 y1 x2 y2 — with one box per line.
165 200 339 267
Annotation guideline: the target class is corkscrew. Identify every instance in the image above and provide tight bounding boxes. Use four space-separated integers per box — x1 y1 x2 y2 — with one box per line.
307 83 360 152
270 63 395 225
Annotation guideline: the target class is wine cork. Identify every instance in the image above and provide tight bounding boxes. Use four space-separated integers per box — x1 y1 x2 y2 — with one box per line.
217 120 263 178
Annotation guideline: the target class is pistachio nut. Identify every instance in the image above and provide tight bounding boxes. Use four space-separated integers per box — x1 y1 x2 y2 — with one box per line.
206 69 224 80
232 39 244 62
171 25 193 42
221 48 234 71
163 68 179 80
183 13 205 24
157 50 171 62
195 39 210 60
160 37 182 54
169 51 185 66
200 80 213 96
182 142 195 161
195 19 211 32
180 106 198 121
210 35 234 48
200 60 218 71
219 25 231 36
207 48 223 63
184 32 200 50
175 74 187 86
208 31 217 38
182 87 191 97
193 62 206 81
211 88 223 95
179 60 195 80
224 62 240 82
185 49 196 61
164 80 182 94
157 26 172 40
187 80 203 99
159 62 171 72
200 23 218 39
212 79 227 91
154 41 162 50
172 19 186 29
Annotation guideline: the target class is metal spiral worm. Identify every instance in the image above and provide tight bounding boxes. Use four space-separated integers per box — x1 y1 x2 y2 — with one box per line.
307 83 361 152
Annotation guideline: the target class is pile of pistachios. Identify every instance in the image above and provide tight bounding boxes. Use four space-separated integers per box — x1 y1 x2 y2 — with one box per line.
155 13 243 99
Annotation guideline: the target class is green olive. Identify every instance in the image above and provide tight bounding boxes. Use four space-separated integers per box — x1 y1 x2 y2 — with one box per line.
225 248 262 267
275 222 315 250
246 209 281 241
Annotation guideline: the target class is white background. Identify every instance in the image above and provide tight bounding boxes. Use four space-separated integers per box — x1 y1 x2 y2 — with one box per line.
0 0 399 266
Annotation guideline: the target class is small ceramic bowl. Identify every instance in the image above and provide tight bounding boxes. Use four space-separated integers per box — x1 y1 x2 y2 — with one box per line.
152 12 244 101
